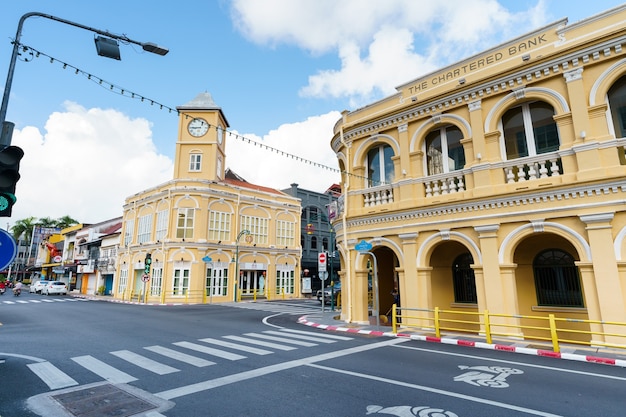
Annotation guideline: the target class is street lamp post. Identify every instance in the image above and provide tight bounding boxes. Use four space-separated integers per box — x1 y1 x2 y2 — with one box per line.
233 230 251 302
0 12 169 146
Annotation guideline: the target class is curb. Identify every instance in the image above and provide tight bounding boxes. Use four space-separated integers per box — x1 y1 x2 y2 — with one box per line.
297 317 626 368
70 294 184 306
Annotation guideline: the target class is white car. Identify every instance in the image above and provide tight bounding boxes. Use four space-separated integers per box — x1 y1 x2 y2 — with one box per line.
42 281 67 295
29 280 51 294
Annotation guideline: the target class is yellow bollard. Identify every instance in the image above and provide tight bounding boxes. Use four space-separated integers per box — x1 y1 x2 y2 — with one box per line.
548 314 560 353
391 303 397 333
484 310 492 344
434 307 441 338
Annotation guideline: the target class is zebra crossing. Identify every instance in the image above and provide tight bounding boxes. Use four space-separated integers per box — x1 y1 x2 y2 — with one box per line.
0 297 89 306
221 300 322 315
25 328 352 390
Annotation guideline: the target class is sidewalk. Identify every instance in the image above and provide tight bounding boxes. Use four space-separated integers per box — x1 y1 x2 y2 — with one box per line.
297 309 626 368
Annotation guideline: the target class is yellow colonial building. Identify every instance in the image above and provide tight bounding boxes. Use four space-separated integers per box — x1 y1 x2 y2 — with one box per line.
332 5 626 345
115 93 301 303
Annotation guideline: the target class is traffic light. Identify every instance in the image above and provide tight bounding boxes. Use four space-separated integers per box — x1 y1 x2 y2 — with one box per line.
144 253 152 274
0 145 24 217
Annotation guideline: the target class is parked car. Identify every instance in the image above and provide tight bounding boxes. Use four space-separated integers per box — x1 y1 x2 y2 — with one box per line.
42 281 67 296
316 281 342 305
29 280 51 294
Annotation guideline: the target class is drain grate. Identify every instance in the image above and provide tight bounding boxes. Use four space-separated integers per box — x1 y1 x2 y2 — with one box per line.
52 384 156 417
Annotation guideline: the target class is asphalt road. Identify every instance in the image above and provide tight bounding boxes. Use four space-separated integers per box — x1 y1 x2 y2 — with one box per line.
0 292 624 417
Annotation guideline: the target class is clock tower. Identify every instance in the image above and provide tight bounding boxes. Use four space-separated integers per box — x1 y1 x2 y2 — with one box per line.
174 92 229 181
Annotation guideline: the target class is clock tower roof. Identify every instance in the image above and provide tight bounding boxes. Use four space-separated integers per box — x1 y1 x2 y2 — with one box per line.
177 92 229 127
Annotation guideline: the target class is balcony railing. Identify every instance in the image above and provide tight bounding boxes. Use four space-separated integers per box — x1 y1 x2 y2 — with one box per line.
420 172 466 197
362 184 394 207
502 153 561 183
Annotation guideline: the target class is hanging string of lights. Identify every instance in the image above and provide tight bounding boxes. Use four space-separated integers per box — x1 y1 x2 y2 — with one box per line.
15 42 385 186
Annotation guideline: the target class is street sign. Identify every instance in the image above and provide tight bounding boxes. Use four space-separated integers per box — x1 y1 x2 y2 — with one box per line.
202 256 212 263
355 239 372 253
0 229 17 271
319 271 328 281
318 252 327 272
141 274 150 282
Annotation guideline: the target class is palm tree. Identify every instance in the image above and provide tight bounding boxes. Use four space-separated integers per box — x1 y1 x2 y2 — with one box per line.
10 216 37 242
55 215 78 229
36 217 56 228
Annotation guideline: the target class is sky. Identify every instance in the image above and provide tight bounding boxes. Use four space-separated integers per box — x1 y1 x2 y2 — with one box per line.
0 0 623 228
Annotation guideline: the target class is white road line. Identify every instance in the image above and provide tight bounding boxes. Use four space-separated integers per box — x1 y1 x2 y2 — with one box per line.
173 341 246 360
265 330 337 343
27 361 78 390
394 344 626 381
278 328 353 341
309 363 564 417
223 335 296 351
40 299 54 303
71 355 137 384
155 338 407 400
16 300 29 304
199 338 274 355
3 301 15 304
243 332 317 347
110 350 179 375
144 345 215 367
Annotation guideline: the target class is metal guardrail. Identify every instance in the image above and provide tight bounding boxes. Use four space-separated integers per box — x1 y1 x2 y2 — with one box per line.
391 305 626 353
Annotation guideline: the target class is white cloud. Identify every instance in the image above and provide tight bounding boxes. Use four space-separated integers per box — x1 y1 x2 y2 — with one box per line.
231 0 548 104
10 103 173 224
225 111 342 193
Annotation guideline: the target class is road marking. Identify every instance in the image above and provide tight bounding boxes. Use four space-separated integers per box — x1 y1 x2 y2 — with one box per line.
277 328 353 341
265 330 337 343
71 355 137 384
199 338 274 355
243 332 317 347
223 335 297 351
144 345 215 367
155 338 407 400
27 361 78 390
16 300 29 304
394 344 626 381
173 341 246 360
110 350 179 375
309 363 563 417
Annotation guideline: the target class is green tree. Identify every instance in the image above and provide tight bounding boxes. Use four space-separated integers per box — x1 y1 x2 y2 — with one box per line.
10 216 37 242
54 215 78 229
36 217 56 228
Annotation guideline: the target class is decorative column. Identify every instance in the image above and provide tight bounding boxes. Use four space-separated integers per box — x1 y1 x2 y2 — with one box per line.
580 213 626 345
474 224 522 337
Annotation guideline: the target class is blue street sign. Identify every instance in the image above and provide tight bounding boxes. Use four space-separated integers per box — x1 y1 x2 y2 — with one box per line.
0 229 17 271
202 255 213 263
355 239 372 253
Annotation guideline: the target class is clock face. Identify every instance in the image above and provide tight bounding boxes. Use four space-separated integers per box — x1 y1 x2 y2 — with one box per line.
217 126 224 144
188 118 209 137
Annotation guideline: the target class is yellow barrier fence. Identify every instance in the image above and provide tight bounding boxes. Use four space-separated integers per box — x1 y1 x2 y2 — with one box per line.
391 305 626 353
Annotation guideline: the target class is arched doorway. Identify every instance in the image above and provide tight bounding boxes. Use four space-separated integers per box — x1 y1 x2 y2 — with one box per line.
372 246 399 320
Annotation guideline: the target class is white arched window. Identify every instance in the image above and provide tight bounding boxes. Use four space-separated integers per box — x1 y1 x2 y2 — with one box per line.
608 75 626 139
425 125 466 175
502 101 559 160
367 144 394 187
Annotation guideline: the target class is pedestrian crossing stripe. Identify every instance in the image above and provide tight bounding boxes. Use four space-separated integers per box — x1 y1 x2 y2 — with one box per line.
22 329 353 391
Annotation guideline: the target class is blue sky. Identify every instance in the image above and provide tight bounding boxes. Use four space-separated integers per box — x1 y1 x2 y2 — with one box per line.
0 0 623 226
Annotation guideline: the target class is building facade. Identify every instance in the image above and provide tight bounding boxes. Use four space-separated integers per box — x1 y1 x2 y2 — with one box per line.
116 93 302 303
332 5 626 345
282 183 341 294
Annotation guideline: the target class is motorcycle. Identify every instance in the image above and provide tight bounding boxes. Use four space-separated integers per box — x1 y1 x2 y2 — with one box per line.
12 288 21 297
0 287 5 295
